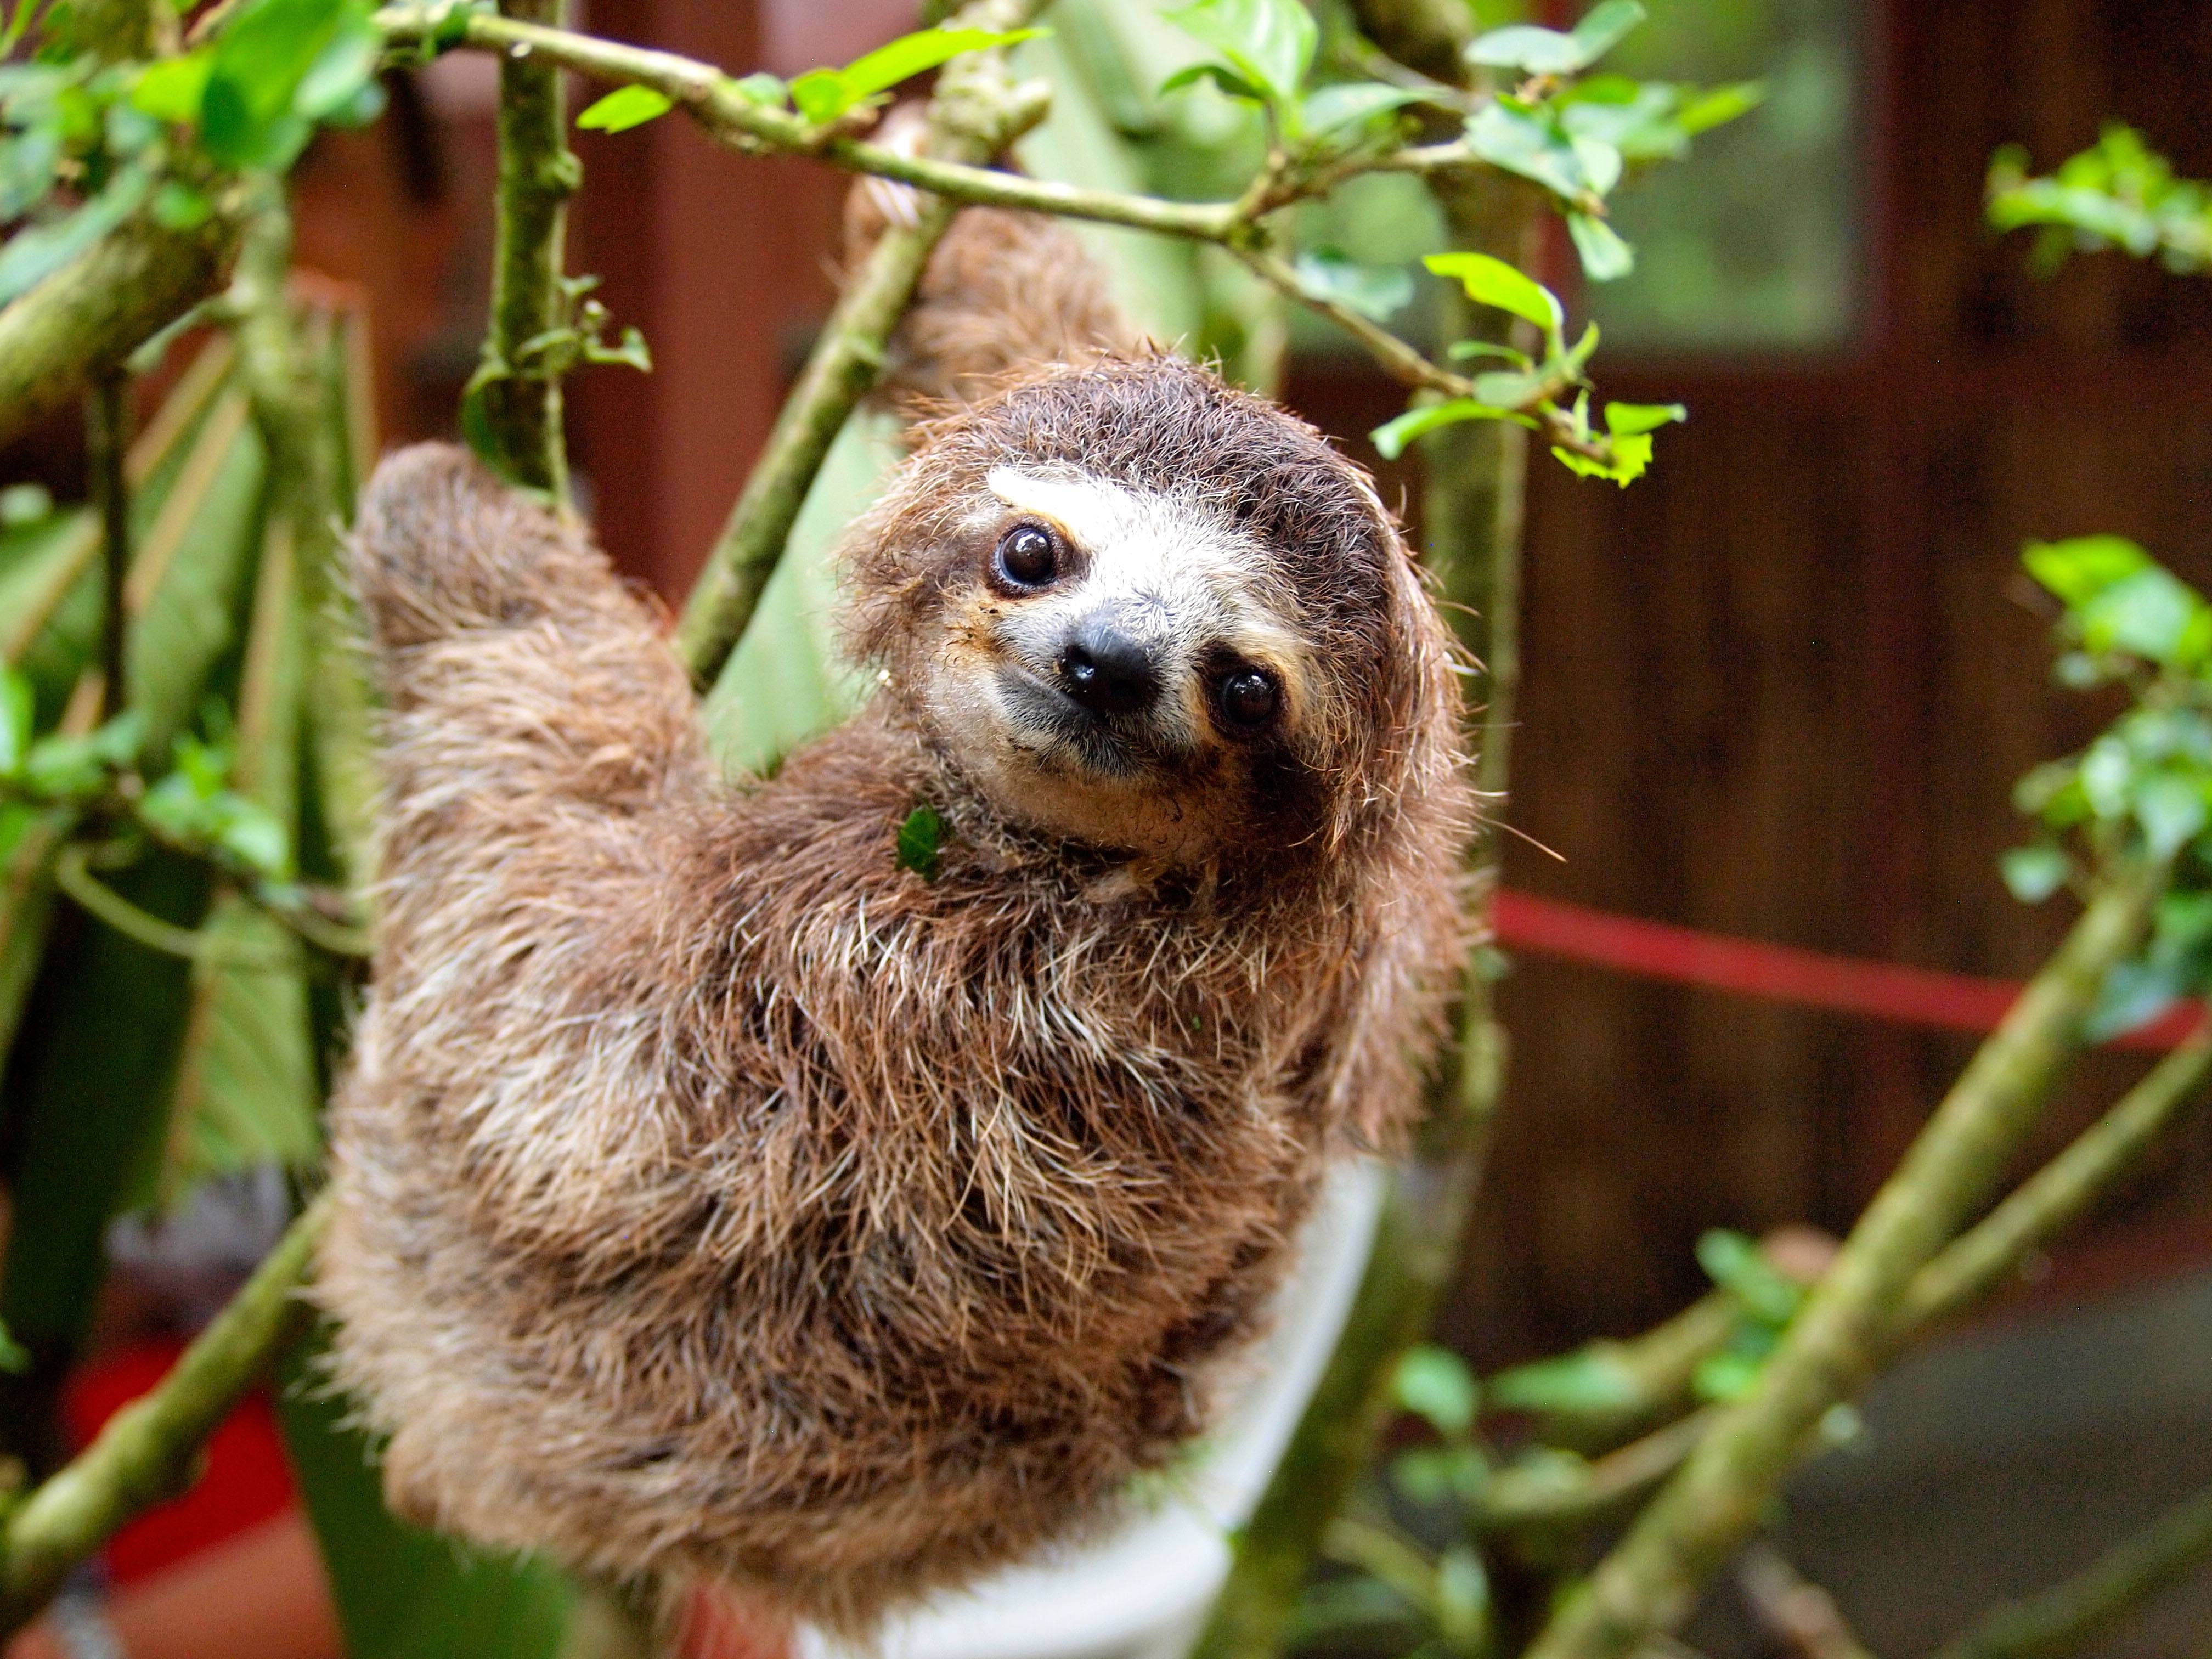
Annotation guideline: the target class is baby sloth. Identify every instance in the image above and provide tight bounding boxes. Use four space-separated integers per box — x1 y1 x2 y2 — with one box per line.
318 207 1472 1632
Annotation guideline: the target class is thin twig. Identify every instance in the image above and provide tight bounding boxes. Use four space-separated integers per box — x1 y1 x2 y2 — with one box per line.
1735 1543 1877 1659
1904 1029 2212 1325
0 1192 331 1633
1523 860 2166 1659
1928 1482 2212 1659
1478 1410 1720 1539
475 0 580 498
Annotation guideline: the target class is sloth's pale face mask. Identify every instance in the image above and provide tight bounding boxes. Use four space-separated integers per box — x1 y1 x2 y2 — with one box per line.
913 466 1324 862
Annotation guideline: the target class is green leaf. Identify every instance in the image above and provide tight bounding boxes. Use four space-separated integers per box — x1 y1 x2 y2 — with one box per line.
1471 368 1548 407
2077 566 2210 665
1486 1348 1643 1415
0 665 30 774
2022 533 2151 607
1556 432 1654 485
896 804 945 880
1465 100 1591 202
1299 81 1421 144
1393 1343 1479 1436
789 26 1043 124
834 25 1045 104
1567 210 1634 280
575 83 673 133
1370 398 1516 460
1677 80 1765 136
291 5 382 122
1694 1348 1764 1403
1605 400 1686 436
1388 1444 1485 1506
2134 772 2208 860
1466 0 1644 76
731 71 786 107
788 67 852 123
131 51 214 123
1164 0 1317 109
1695 1228 1803 1323
1999 844 2071 903
0 1314 26 1373
200 0 358 169
1423 250 1562 332
1434 1545 1491 1650
1292 249 1412 323
1158 60 1267 105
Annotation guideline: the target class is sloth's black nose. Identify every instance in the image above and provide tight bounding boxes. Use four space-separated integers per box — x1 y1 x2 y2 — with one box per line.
1058 617 1161 719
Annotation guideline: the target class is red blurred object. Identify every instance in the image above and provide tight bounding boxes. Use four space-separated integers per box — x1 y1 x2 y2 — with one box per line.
1494 888 2208 1049
60 1339 297 1586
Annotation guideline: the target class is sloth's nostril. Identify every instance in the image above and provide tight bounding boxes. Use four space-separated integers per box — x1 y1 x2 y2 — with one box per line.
1058 621 1160 719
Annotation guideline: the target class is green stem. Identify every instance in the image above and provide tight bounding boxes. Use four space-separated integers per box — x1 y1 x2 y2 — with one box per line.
0 1192 330 1634
673 0 1049 687
1904 1030 2212 1325
0 210 237 453
1929 1481 2212 1659
476 0 580 499
1496 1291 1740 1454
1523 861 2166 1659
228 180 378 883
84 369 130 716
1476 1410 1718 1541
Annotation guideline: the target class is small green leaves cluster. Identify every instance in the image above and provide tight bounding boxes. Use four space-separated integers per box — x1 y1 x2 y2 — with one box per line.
1460 2 1759 284
461 274 648 484
574 24 1046 138
1370 251 1683 483
0 661 362 956
1686 1229 1804 1404
1389 1344 1486 1508
1161 0 1420 154
0 0 391 305
1989 123 2211 277
2008 536 2212 1036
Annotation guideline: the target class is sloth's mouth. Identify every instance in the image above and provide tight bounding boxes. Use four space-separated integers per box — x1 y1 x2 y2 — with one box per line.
994 664 1166 777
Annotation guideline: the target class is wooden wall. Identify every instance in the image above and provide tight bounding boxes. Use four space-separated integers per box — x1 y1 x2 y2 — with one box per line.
1423 0 2212 1361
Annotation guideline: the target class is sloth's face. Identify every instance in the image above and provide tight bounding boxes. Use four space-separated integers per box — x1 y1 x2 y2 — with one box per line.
907 466 1328 861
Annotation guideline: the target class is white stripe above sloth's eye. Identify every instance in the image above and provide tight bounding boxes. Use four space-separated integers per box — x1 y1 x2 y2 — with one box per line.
983 467 1316 724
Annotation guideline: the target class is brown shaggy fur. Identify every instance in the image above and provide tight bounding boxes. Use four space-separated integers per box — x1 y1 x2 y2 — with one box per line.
316 206 1473 1633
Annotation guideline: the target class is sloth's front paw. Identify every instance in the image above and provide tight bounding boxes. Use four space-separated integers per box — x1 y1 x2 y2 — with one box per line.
351 442 599 655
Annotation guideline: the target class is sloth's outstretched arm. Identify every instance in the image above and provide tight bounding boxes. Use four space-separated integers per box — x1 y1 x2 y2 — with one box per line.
343 444 719 1255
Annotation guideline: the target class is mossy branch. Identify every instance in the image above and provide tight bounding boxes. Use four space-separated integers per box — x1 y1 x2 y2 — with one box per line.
473 0 581 498
0 209 236 453
1523 860 2166 1659
1929 1479 2212 1659
0 1193 330 1635
673 0 1049 687
1477 1032 2211 1547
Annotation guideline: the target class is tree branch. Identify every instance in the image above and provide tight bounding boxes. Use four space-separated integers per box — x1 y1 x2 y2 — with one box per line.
474 0 582 498
1903 1029 2212 1325
1523 860 2166 1659
0 210 236 453
1930 1481 2212 1659
0 1192 330 1634
672 0 1050 687
85 368 131 718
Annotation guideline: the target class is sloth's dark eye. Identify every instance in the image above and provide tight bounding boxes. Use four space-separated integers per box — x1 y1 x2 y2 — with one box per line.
1219 669 1279 730
994 523 1059 589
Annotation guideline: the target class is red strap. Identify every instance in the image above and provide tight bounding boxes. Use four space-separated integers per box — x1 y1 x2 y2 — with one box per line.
1492 889 2206 1051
